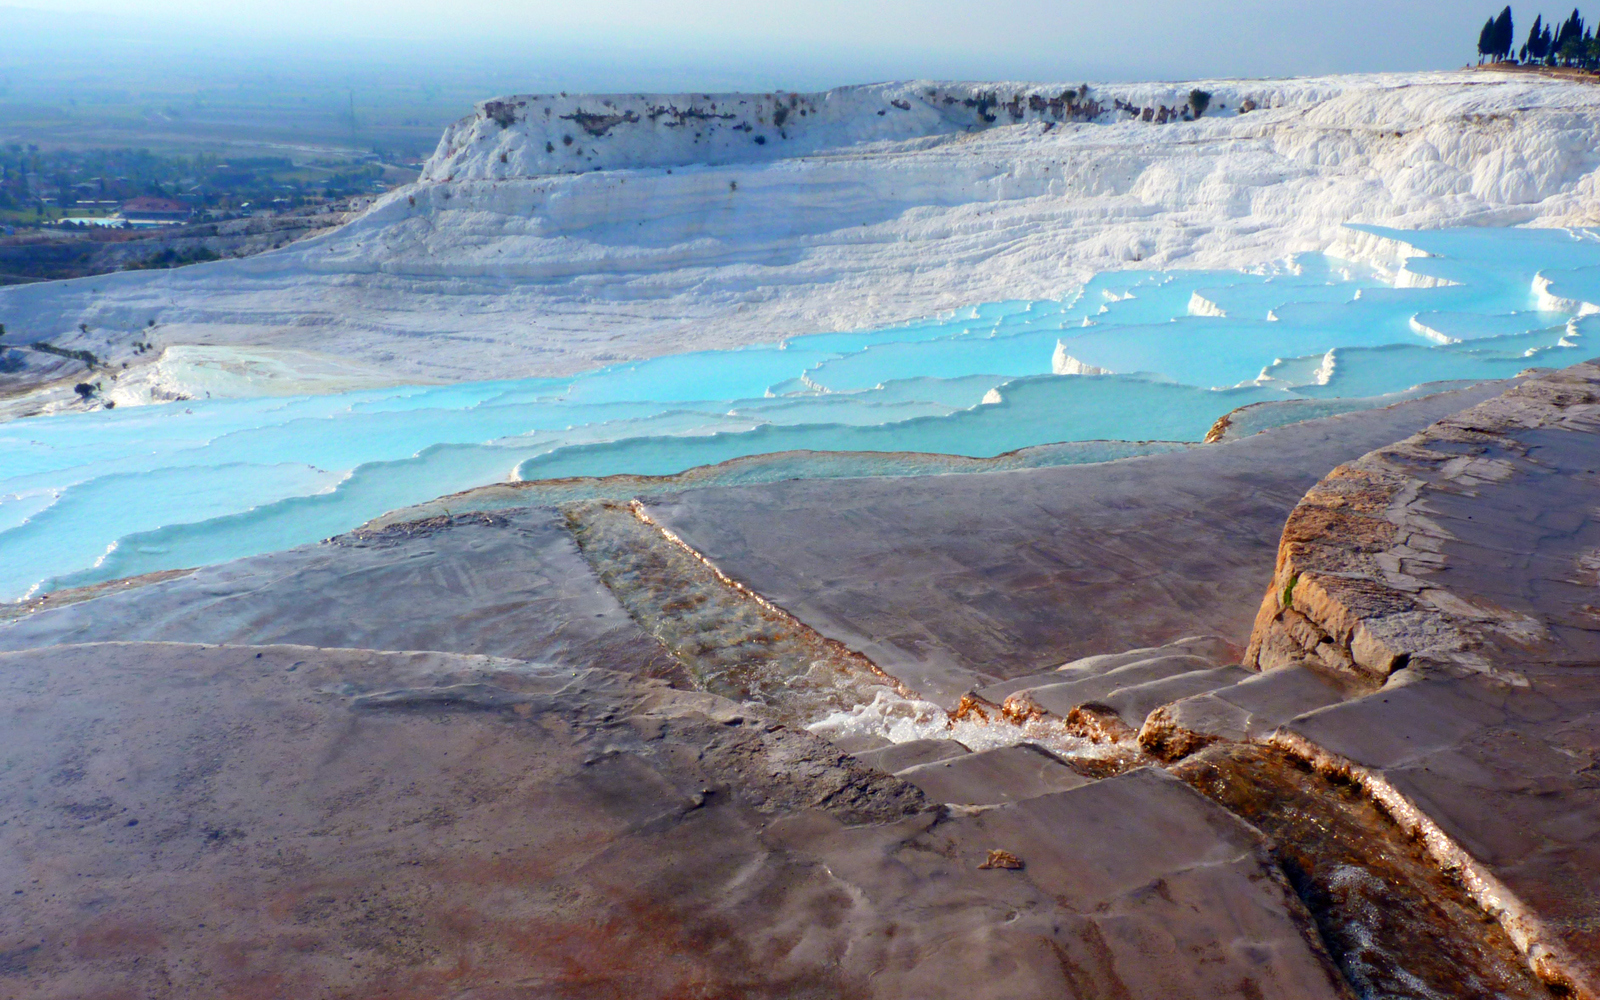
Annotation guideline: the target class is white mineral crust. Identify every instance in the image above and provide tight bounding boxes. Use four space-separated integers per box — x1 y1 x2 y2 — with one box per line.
3 72 1600 403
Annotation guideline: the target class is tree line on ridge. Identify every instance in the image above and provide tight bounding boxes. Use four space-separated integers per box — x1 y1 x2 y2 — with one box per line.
1478 6 1600 68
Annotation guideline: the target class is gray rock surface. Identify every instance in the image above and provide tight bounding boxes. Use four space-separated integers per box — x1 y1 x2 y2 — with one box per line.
1094 665 1252 726
2 368 1593 998
894 744 1092 804
935 768 1350 997
976 640 1229 703
0 641 1348 1000
991 653 1224 715
1143 663 1356 751
641 381 1517 705
0 510 673 675
852 737 971 773
1198 360 1600 996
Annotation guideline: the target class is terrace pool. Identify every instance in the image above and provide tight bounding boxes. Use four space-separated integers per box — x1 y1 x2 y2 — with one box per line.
2 224 1596 602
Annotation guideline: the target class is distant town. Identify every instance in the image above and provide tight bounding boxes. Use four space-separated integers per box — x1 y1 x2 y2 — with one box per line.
0 146 423 284
0 145 421 233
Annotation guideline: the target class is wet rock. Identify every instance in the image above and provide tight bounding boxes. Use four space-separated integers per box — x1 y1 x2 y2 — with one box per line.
852 737 970 773
641 382 1516 707
988 653 1220 710
1013 658 1244 725
563 499 900 726
1093 665 1251 726
1241 359 1600 995
1173 743 1556 1000
895 744 1091 805
1140 662 1357 759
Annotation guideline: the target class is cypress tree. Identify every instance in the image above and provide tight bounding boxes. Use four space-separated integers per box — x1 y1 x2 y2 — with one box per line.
1558 9 1583 51
1480 16 1497 61
1495 6 1515 60
1526 14 1544 61
1554 9 1585 63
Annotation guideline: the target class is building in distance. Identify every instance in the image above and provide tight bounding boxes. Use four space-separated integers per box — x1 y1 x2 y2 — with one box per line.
119 197 192 225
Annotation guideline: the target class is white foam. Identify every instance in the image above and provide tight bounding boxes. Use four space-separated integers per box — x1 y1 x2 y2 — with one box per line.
805 688 1104 759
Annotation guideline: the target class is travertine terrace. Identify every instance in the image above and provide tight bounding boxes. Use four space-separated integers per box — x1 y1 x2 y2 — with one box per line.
2 365 1596 997
5 72 1600 400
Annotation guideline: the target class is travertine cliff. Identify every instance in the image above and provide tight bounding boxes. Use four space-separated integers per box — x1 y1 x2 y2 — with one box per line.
6 73 1600 397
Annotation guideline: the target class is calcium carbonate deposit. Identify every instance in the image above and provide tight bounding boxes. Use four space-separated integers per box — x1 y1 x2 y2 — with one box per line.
3 72 1600 395
3 71 1600 601
1 222 1596 602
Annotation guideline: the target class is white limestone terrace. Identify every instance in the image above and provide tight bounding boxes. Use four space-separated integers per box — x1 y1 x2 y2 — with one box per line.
4 71 1600 403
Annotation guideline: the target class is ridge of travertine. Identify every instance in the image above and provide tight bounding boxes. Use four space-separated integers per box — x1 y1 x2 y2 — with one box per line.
1245 358 1600 680
421 74 1600 183
1238 357 1600 997
6 72 1600 400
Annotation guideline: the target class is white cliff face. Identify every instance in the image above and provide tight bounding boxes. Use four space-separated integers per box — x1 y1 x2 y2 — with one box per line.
3 72 1600 399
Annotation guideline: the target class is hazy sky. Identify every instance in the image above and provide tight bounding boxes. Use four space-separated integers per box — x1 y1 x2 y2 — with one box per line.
2 0 1520 88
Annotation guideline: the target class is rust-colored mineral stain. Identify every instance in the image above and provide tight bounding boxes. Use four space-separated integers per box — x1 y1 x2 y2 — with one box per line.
978 849 1024 870
69 920 166 959
1172 743 1558 1000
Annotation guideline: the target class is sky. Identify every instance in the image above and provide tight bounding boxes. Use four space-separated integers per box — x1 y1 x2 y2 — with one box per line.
0 0 1525 89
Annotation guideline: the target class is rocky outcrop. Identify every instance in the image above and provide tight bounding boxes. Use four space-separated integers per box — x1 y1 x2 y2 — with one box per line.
1234 359 1600 996
426 84 1113 181
1245 359 1600 680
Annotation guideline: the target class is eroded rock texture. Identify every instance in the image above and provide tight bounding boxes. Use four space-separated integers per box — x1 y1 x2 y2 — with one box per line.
0 643 1346 999
2 370 1597 997
1238 359 1600 995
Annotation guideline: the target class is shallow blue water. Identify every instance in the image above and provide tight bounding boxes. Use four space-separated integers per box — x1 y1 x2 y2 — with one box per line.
1 224 1596 601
